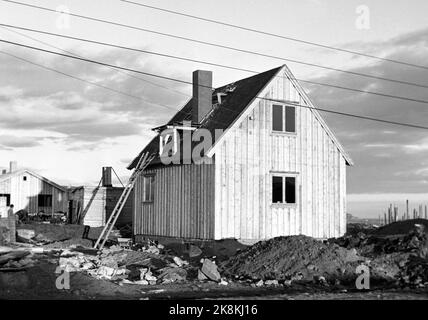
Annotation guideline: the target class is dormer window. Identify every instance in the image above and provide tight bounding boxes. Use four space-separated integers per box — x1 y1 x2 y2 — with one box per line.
155 122 197 158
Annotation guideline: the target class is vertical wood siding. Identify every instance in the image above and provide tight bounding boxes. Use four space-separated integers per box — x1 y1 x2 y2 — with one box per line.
0 171 67 215
214 68 347 240
134 164 215 239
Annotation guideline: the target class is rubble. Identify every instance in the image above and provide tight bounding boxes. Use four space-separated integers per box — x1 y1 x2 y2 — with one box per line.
201 259 221 282
188 245 202 258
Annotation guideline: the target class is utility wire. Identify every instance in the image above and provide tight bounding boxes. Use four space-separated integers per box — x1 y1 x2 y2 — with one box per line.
2 38 428 131
1 1 428 89
0 25 189 98
1 25 428 106
0 49 173 107
120 0 428 71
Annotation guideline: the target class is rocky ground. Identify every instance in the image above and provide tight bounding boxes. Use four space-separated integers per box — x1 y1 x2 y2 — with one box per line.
0 220 428 300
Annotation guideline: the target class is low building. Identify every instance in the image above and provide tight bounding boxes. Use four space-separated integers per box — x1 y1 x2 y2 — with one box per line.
68 167 133 227
0 161 67 217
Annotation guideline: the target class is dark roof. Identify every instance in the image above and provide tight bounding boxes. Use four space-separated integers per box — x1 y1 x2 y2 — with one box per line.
128 66 282 169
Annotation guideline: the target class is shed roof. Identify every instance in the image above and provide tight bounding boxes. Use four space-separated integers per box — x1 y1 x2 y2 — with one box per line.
0 169 66 192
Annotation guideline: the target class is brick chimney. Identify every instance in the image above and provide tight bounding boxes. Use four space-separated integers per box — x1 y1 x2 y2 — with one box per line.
102 167 112 187
192 70 213 124
9 161 17 173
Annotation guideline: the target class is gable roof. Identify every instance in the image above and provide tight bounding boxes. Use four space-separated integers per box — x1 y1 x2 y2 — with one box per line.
128 65 352 169
0 169 66 192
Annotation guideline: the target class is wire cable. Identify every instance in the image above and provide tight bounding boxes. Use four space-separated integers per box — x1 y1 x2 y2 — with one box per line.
2 38 428 131
120 0 428 71
1 25 428 106
2 1 428 89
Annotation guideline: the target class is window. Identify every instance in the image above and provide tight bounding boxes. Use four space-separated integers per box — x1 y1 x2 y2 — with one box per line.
272 104 296 133
272 176 296 204
143 175 155 202
38 194 52 207
23 176 27 181
0 194 11 206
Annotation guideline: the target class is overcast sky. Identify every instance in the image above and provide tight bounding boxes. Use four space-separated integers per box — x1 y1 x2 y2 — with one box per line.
1 0 428 218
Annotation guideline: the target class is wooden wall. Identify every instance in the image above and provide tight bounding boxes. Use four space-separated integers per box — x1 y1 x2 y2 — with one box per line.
214 68 348 240
0 171 67 215
70 186 133 227
134 164 215 239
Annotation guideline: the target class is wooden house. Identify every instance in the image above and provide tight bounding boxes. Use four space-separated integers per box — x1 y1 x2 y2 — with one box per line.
128 65 353 241
68 167 133 227
0 161 67 217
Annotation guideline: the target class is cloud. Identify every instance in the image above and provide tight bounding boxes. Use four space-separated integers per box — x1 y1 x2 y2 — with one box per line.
304 27 428 194
0 135 40 148
0 45 189 147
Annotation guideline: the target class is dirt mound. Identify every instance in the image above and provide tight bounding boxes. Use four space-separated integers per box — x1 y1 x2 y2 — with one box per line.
374 219 428 236
221 235 361 282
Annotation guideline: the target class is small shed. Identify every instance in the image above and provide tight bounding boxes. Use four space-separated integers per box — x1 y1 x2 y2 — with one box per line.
0 161 67 217
68 167 133 227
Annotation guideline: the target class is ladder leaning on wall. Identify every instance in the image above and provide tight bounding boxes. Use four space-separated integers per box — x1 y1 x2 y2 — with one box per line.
93 152 154 250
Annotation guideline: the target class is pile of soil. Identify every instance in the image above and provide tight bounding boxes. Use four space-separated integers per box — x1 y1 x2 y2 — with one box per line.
220 235 361 282
374 219 428 236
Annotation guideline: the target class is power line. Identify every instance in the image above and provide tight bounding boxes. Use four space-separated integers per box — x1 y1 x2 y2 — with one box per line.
120 0 428 71
2 25 428 106
0 49 174 107
2 38 428 131
0 25 190 98
2 1 428 89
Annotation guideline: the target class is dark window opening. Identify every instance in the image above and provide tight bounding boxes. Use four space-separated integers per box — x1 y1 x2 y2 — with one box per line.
285 106 296 132
38 194 52 207
272 105 296 133
272 104 283 131
272 176 296 204
143 175 155 203
285 177 296 203
272 176 283 203
23 176 27 181
0 194 11 206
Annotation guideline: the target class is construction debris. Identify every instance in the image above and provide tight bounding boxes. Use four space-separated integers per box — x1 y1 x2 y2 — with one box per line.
201 259 221 282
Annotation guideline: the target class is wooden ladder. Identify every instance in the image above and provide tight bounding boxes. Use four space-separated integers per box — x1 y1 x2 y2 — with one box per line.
93 152 154 250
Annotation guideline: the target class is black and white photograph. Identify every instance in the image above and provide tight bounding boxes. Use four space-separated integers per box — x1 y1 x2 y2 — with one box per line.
0 0 428 308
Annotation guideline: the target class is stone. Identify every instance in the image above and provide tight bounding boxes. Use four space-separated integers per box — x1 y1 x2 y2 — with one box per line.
17 229 35 240
159 267 187 282
173 256 188 267
255 280 264 287
219 279 228 286
144 271 157 282
188 245 202 258
198 269 208 281
201 259 221 282
265 280 279 286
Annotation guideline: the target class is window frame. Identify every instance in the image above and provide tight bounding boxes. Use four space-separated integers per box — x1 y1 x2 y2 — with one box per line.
38 194 53 207
271 103 296 135
270 173 298 206
142 174 155 203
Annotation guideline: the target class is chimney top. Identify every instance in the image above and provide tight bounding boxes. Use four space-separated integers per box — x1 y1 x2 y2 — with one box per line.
9 161 17 174
102 167 112 187
192 70 213 124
